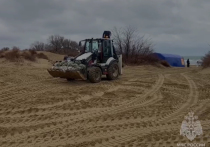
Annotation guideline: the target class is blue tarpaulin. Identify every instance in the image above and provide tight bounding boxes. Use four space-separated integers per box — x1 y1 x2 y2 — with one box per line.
153 53 185 67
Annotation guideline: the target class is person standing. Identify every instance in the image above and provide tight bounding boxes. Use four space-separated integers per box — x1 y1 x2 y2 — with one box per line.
197 60 199 67
187 59 190 67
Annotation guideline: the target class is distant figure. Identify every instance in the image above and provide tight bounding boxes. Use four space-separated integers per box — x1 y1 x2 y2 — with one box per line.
196 60 202 67
187 59 190 67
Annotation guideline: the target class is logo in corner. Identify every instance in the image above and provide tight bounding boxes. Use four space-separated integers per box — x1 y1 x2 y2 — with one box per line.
180 111 203 141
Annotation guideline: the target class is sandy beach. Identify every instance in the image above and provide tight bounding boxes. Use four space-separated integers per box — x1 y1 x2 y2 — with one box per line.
0 52 210 147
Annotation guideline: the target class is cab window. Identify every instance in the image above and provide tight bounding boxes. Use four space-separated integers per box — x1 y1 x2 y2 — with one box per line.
85 40 99 52
92 41 99 52
103 40 112 56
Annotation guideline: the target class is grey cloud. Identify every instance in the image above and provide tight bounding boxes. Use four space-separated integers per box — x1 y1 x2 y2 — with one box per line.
0 0 210 56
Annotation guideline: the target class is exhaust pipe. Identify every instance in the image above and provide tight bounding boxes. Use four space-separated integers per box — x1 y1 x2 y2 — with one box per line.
118 54 122 75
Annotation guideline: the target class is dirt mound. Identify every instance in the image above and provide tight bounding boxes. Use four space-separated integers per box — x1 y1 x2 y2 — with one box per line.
0 49 60 69
0 49 66 67
0 49 49 62
37 51 65 62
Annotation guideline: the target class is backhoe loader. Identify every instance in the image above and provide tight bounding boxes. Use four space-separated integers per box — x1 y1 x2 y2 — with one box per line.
47 31 122 83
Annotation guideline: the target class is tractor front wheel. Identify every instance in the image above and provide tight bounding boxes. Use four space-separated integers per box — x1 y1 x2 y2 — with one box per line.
88 67 102 83
106 61 119 80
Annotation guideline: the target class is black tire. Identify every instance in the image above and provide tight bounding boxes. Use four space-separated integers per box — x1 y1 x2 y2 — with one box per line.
67 78 75 81
88 67 102 83
106 61 119 80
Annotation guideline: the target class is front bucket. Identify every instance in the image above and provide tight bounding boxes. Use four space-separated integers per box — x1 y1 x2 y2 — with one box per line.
47 69 87 80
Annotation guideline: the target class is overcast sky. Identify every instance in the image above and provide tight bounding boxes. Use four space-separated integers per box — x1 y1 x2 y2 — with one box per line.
0 0 210 56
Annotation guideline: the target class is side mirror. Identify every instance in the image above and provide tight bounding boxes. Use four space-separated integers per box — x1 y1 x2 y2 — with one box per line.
79 41 81 46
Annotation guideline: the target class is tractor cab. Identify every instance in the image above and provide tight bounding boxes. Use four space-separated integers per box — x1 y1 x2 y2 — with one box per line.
78 31 118 63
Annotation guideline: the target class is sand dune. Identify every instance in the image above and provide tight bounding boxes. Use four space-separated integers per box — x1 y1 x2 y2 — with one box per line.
0 55 210 147
37 51 65 62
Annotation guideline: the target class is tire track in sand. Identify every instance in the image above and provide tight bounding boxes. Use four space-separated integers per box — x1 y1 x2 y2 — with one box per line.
0 81 119 113
0 74 163 141
61 72 198 147
158 72 199 122
74 74 164 118
0 86 143 118
0 75 160 128
0 79 143 127
38 74 164 125
0 81 66 104
0 82 141 117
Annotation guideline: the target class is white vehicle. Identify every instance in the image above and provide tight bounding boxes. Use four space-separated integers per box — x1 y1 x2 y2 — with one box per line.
197 60 202 67
48 31 122 83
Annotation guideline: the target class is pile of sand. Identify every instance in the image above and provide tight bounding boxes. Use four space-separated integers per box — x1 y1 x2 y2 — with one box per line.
37 51 65 62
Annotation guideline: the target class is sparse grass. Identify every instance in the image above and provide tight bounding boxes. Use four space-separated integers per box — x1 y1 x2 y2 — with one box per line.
201 51 210 68
36 53 49 60
1 47 9 52
0 47 10 58
0 50 5 58
123 53 160 66
1 48 49 62
21 52 36 61
4 48 21 62
29 50 37 56
160 60 170 67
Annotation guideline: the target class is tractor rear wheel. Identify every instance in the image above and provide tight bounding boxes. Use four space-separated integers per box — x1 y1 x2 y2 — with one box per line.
88 67 102 83
106 61 119 80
